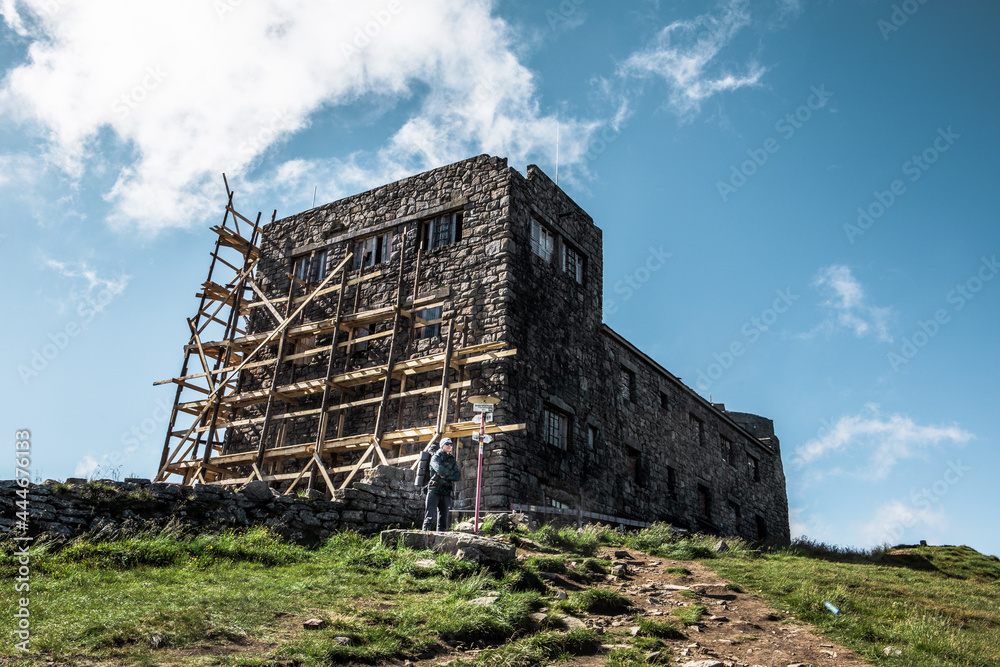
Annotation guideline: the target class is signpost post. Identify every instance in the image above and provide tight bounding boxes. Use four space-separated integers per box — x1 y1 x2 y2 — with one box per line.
467 395 499 534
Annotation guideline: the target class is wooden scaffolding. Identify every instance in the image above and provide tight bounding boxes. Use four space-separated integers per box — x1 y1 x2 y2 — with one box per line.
154 182 522 495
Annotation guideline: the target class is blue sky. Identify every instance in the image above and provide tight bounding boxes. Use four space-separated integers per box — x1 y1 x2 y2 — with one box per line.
2 0 997 556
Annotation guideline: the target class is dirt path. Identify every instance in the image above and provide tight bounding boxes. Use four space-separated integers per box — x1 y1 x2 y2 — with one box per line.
544 546 873 667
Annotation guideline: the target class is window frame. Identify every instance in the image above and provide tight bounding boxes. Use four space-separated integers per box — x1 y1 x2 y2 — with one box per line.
530 218 555 262
353 230 393 271
291 249 329 284
413 305 443 340
562 242 584 284
422 212 463 250
542 405 569 451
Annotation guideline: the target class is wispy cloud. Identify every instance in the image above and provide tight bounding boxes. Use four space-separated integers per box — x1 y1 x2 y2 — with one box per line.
73 454 99 479
0 0 602 233
795 405 974 479
44 258 130 297
860 500 948 547
0 0 27 36
801 264 894 342
618 0 764 120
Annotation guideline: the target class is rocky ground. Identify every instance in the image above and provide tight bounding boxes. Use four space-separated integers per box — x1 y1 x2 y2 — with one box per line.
415 542 875 667
0 540 877 667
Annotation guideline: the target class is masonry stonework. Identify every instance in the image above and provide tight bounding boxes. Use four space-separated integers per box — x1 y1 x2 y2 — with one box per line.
237 154 789 542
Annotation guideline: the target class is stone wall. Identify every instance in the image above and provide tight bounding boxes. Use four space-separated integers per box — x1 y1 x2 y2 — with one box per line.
225 154 790 543
0 465 424 544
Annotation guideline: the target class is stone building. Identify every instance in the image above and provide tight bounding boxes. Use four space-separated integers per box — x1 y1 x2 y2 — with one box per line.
237 154 789 542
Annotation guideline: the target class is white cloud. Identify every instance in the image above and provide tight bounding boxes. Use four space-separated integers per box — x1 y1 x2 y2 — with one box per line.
860 499 948 547
0 0 600 233
0 0 27 36
44 258 130 297
618 0 764 119
73 454 99 479
795 405 974 479
803 264 894 342
788 506 836 544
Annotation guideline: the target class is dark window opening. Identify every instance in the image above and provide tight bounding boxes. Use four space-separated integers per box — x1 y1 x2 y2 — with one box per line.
422 212 463 249
660 392 670 411
542 406 568 450
626 446 643 485
697 484 712 518
353 231 393 270
748 454 760 482
292 249 329 284
414 306 442 340
690 414 705 446
620 367 635 403
562 243 584 284
722 437 735 466
756 515 768 540
666 465 677 493
728 500 741 523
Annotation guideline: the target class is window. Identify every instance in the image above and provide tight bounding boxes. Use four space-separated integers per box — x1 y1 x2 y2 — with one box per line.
353 231 393 270
542 406 568 450
722 437 735 466
587 425 597 450
351 326 369 353
690 414 705 446
422 212 462 249
660 391 670 411
292 250 328 284
620 367 635 403
414 306 442 340
562 244 584 283
728 500 741 523
666 465 677 493
530 218 554 262
756 515 768 540
748 454 760 482
626 446 643 485
697 484 712 518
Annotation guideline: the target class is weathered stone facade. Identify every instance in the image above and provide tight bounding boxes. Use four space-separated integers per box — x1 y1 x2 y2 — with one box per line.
1 465 423 544
239 154 789 542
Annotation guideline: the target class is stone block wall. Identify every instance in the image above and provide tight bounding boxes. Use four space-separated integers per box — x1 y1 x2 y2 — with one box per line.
0 465 425 544
223 154 790 543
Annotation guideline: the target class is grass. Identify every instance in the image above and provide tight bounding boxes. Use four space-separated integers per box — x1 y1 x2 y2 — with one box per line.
572 587 632 615
670 604 707 626
707 541 1000 667
4 517 999 667
0 527 593 666
635 616 686 639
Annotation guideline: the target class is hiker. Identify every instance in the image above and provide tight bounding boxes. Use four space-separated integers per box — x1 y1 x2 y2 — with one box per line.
422 438 460 531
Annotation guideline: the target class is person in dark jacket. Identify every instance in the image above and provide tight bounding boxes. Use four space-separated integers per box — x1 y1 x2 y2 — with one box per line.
422 438 460 531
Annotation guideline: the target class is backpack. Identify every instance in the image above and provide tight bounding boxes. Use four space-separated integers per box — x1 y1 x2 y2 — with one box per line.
414 442 440 490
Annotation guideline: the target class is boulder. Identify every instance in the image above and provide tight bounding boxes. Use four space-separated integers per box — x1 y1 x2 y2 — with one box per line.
379 530 515 564
238 480 276 505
